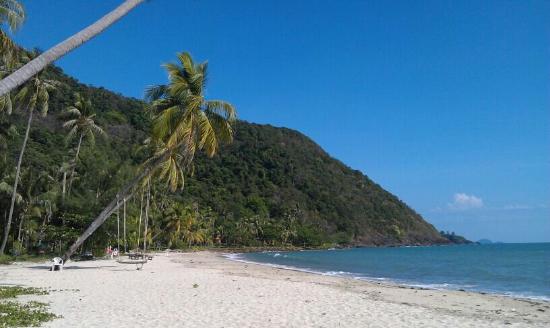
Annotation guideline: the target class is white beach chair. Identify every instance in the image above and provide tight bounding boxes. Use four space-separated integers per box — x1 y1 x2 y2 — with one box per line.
50 257 64 272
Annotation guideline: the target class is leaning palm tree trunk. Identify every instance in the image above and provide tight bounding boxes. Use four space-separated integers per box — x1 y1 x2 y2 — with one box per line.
0 108 33 254
62 170 143 261
62 153 167 262
0 0 144 97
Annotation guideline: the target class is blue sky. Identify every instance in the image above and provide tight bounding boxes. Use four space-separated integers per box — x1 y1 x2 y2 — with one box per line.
12 0 549 242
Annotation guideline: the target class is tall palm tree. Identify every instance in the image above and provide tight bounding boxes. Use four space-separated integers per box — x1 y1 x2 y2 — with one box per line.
62 93 106 195
0 0 144 97
0 0 25 65
145 52 236 189
0 53 57 254
62 52 236 261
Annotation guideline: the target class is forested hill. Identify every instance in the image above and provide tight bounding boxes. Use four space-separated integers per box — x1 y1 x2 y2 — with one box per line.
1 64 453 252
185 122 448 245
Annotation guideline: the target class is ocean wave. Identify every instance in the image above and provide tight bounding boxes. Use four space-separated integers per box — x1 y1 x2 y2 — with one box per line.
223 253 550 302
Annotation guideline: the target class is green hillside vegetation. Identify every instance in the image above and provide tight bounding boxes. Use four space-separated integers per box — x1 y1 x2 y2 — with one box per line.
440 231 472 244
1 59 453 259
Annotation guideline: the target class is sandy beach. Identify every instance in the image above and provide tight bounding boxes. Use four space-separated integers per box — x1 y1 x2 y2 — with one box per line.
1 251 548 327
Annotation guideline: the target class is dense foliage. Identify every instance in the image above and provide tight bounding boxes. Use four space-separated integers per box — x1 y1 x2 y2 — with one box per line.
440 231 472 244
0 60 454 258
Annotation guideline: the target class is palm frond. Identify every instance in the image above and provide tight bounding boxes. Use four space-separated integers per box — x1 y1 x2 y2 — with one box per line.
0 29 18 64
205 100 237 121
62 119 77 128
0 92 12 114
0 0 25 31
86 129 96 146
177 52 195 76
64 125 79 144
152 105 180 141
144 84 168 101
206 111 234 144
90 122 107 138
197 110 218 157
62 106 81 118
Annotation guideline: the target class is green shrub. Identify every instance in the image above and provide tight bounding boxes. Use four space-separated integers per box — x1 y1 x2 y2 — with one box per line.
10 241 26 257
0 301 58 327
0 287 48 299
0 255 14 265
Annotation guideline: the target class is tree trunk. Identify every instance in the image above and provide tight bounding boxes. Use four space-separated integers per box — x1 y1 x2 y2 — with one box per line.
0 108 33 254
61 171 67 203
0 0 145 97
143 181 150 253
137 191 143 249
17 215 23 242
62 153 167 262
123 197 127 253
67 133 83 196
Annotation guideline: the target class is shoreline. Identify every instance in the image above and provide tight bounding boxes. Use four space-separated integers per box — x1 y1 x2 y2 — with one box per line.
1 251 549 327
223 250 550 303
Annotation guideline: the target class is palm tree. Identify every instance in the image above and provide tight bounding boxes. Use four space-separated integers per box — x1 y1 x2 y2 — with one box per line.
164 204 193 248
163 204 209 248
281 211 298 245
0 0 23 117
147 52 236 166
62 93 106 195
16 168 56 247
62 52 236 261
0 53 57 254
0 0 144 97
0 0 25 65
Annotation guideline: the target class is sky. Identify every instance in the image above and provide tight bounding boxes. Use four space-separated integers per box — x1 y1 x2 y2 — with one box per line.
10 0 550 242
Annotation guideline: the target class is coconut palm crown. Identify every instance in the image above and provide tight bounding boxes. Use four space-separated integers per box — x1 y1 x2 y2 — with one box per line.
62 93 106 195
62 93 106 146
145 52 236 191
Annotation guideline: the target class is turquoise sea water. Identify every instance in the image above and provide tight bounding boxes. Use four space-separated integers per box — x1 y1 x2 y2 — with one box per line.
230 243 550 301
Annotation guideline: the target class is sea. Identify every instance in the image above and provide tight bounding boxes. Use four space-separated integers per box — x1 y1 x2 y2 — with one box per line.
228 243 550 301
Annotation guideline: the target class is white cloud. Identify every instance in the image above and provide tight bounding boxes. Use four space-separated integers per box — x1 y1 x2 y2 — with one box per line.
448 193 484 210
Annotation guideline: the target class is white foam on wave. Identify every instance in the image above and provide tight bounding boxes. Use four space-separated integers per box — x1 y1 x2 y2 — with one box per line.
223 253 353 277
322 270 357 277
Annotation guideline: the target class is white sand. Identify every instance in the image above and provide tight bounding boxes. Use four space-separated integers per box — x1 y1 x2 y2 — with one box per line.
1 251 548 327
